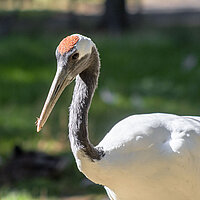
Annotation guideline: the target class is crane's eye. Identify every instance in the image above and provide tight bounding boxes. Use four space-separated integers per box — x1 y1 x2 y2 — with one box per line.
72 53 79 60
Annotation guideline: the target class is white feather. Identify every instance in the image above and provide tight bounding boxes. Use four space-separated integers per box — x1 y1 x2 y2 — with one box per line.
72 34 93 59
76 113 200 200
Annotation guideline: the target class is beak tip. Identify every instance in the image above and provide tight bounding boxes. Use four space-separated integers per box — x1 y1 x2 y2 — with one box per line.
36 117 42 132
37 123 43 133
37 125 41 132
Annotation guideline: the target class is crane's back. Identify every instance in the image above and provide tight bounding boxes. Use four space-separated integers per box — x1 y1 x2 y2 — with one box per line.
94 113 200 200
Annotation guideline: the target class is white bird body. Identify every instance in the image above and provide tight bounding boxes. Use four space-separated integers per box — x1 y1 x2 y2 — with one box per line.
74 113 200 200
37 34 200 200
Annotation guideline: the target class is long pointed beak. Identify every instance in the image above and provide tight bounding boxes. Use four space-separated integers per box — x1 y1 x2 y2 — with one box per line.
36 66 72 132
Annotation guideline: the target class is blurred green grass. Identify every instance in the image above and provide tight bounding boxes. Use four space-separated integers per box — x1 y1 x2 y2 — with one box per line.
1 26 200 199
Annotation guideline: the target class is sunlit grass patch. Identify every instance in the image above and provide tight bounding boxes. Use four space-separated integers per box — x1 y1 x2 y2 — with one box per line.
1 190 40 200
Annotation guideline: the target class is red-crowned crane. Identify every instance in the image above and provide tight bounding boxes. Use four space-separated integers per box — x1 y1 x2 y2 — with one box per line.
37 34 200 200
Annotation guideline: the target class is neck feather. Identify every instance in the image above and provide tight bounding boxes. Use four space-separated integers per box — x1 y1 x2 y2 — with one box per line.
69 46 104 161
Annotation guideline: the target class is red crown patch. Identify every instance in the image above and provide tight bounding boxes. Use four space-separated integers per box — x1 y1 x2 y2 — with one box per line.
58 35 79 55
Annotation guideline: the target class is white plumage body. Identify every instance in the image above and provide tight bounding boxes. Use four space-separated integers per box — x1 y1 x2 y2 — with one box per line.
75 113 200 200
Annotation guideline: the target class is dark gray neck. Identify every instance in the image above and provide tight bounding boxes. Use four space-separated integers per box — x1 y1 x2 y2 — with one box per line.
69 46 104 161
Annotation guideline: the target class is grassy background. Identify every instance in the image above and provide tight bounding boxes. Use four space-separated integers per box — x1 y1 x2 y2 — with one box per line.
0 22 200 199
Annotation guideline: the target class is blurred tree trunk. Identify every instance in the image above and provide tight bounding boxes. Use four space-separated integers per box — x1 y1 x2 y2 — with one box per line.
100 0 129 33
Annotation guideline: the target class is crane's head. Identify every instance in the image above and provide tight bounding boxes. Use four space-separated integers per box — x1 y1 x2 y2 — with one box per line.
36 34 94 132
